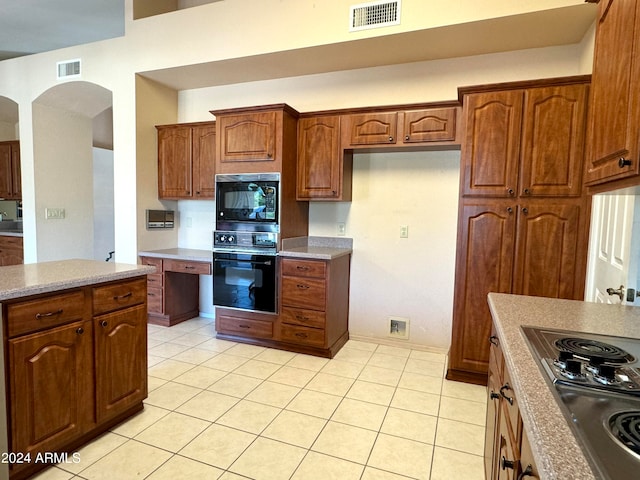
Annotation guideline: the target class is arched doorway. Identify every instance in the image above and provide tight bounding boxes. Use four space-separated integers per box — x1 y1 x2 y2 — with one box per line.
0 96 20 228
32 81 114 262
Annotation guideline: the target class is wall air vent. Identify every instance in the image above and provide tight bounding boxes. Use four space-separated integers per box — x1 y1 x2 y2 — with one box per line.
56 59 81 80
350 0 401 32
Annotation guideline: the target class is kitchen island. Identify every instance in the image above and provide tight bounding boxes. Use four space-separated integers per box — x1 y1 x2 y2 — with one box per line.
0 259 154 480
487 293 640 480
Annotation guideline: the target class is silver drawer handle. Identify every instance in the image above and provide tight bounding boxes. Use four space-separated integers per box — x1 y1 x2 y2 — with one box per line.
113 292 133 301
35 309 63 320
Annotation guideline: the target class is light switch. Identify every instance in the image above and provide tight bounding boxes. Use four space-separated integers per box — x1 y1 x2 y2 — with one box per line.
45 208 65 220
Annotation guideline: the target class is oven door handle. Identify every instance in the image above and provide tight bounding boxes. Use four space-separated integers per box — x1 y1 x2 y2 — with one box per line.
214 258 273 266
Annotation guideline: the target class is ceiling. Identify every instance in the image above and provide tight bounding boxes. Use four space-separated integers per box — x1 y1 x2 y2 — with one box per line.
0 1 597 92
0 0 124 61
141 4 598 91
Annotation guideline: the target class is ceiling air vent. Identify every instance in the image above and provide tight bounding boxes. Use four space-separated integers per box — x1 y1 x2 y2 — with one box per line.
350 0 401 32
56 59 81 80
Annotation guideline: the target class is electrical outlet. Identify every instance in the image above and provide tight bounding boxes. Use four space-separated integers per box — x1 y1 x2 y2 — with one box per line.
400 225 409 238
45 208 65 220
337 222 346 236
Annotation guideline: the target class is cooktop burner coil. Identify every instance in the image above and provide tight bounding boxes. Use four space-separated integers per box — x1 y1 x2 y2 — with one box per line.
555 337 635 364
608 411 640 457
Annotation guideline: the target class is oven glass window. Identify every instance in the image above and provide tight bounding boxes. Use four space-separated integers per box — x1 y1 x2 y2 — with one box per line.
217 181 278 223
213 254 276 313
225 265 263 288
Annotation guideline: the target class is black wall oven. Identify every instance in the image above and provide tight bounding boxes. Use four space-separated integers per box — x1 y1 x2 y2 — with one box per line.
213 252 277 313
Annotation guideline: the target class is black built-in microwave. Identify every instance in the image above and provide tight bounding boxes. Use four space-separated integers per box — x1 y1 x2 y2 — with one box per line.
215 173 279 232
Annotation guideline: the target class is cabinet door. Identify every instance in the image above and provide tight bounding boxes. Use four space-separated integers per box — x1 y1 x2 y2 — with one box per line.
157 125 192 198
518 432 540 480
449 202 516 378
0 143 11 198
192 124 216 198
94 305 147 423
520 85 588 196
345 112 398 146
461 91 524 197
585 0 640 184
217 111 277 162
10 141 20 199
297 116 343 199
485 345 502 480
496 408 519 480
402 108 457 143
10 320 94 455
0 235 23 266
512 202 582 299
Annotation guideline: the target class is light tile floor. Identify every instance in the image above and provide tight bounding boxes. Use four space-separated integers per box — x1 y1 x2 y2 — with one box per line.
35 317 486 480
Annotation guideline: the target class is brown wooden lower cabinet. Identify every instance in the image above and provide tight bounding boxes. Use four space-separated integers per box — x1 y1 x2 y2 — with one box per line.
215 254 351 358
447 197 589 384
0 235 23 266
3 277 148 480
485 326 538 480
140 256 211 326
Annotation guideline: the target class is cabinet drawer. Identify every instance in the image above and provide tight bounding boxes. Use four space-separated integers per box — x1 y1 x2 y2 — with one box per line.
281 258 326 279
280 307 326 329
218 316 273 339
6 290 86 338
281 276 326 310
164 259 211 275
140 256 162 270
280 324 325 347
0 236 23 248
92 278 146 316
146 286 163 313
146 273 163 288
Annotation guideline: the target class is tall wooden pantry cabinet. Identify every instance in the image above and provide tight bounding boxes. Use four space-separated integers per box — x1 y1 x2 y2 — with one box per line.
447 77 592 384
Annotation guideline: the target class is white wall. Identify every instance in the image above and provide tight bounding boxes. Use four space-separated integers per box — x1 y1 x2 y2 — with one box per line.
93 147 115 261
314 150 460 350
32 103 94 261
0 122 16 139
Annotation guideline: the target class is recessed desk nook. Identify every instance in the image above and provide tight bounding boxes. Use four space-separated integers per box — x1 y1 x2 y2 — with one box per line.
138 248 212 327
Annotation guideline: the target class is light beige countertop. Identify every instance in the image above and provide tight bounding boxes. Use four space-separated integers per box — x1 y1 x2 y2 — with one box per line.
138 248 212 262
487 293 640 480
0 259 155 301
279 236 353 260
0 231 22 237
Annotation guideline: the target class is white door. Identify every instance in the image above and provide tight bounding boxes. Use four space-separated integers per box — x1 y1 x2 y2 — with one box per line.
585 193 637 304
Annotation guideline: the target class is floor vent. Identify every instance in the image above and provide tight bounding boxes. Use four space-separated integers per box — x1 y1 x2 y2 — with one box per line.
57 59 81 80
350 0 401 32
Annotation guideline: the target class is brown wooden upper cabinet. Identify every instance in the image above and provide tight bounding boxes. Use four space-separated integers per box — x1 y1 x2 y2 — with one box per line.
211 104 299 174
156 122 216 199
584 0 640 188
297 115 352 201
217 111 277 163
0 140 21 200
460 82 588 197
342 107 458 148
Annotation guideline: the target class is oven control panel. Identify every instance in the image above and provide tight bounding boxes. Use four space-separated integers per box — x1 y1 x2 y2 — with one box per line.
213 231 278 252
